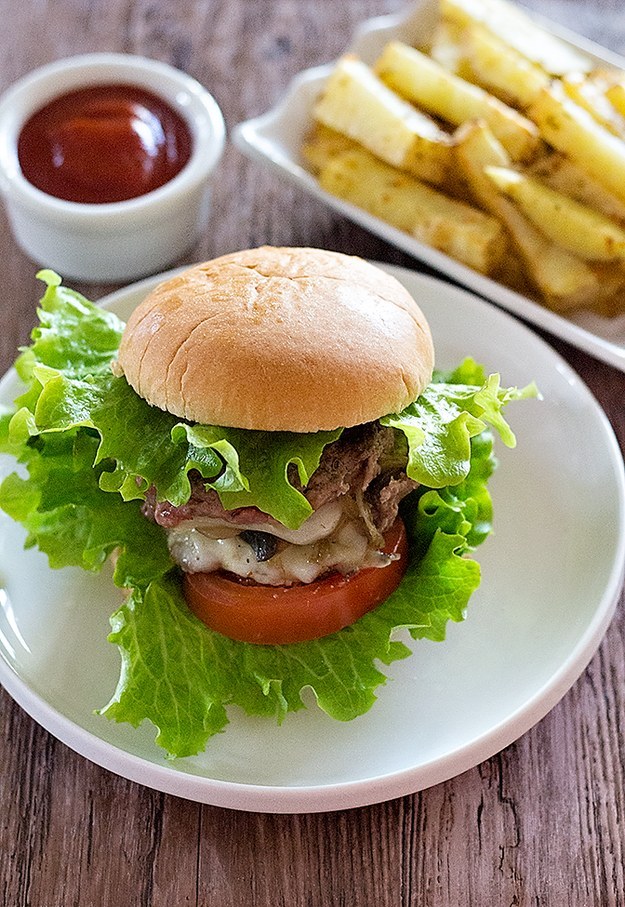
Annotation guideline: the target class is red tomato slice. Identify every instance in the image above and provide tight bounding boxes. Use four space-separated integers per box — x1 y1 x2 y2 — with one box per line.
183 519 409 645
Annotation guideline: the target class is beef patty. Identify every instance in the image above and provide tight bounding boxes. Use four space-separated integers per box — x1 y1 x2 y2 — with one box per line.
143 422 417 539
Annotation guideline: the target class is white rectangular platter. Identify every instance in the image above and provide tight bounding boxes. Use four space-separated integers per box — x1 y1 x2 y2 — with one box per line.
232 0 625 372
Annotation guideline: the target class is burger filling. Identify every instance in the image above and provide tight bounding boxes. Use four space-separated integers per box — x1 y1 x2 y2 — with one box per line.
142 423 417 586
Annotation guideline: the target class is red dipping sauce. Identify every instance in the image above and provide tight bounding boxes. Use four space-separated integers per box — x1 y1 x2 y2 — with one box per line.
17 84 193 204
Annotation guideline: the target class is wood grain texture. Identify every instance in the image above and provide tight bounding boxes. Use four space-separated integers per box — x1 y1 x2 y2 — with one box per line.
1 2 625 905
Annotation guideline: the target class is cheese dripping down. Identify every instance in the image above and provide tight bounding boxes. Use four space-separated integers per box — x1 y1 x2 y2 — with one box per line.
167 500 394 586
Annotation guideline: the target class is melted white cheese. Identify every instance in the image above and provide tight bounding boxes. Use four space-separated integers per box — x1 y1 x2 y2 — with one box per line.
174 499 343 544
167 514 391 585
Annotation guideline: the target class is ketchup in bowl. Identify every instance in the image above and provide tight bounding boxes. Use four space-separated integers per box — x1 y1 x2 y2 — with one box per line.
17 84 192 204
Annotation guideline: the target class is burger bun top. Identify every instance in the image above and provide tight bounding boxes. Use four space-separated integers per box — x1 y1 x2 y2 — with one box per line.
117 246 434 432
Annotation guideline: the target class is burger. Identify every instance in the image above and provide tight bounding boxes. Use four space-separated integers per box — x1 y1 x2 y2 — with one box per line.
0 246 533 757
117 246 434 644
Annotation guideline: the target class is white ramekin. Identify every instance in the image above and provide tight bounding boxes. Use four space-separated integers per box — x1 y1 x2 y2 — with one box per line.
0 53 226 283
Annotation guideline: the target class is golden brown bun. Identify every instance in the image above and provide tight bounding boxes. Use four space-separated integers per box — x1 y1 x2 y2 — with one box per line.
117 246 434 432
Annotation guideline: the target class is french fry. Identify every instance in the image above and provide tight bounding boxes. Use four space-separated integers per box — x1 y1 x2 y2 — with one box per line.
317 145 507 274
454 121 607 311
605 79 625 118
484 165 625 261
313 55 453 185
303 1 625 315
529 83 625 204
452 119 510 207
375 41 540 162
301 123 355 173
440 0 592 76
461 23 549 108
528 153 625 225
428 19 471 77
561 72 625 137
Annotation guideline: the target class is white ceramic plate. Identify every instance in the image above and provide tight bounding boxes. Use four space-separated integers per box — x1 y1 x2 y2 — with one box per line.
0 264 624 813
232 0 625 372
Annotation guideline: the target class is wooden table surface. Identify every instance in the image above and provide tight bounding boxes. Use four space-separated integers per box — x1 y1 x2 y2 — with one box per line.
2 1 625 904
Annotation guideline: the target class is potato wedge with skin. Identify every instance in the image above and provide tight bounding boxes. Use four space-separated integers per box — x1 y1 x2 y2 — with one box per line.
375 41 540 162
313 55 453 185
452 120 510 209
440 0 592 76
318 145 507 274
301 124 355 174
454 121 605 311
529 83 625 205
461 23 549 109
484 166 625 262
529 153 625 225
304 120 471 205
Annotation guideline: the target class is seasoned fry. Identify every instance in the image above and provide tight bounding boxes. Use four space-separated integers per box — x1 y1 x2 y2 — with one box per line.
440 0 592 76
301 123 355 173
461 24 549 108
484 165 625 261
303 0 625 315
454 121 607 311
375 41 540 162
452 120 510 207
428 19 469 76
313 55 453 185
605 79 625 118
528 153 625 225
561 72 625 137
317 145 506 274
529 82 625 204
